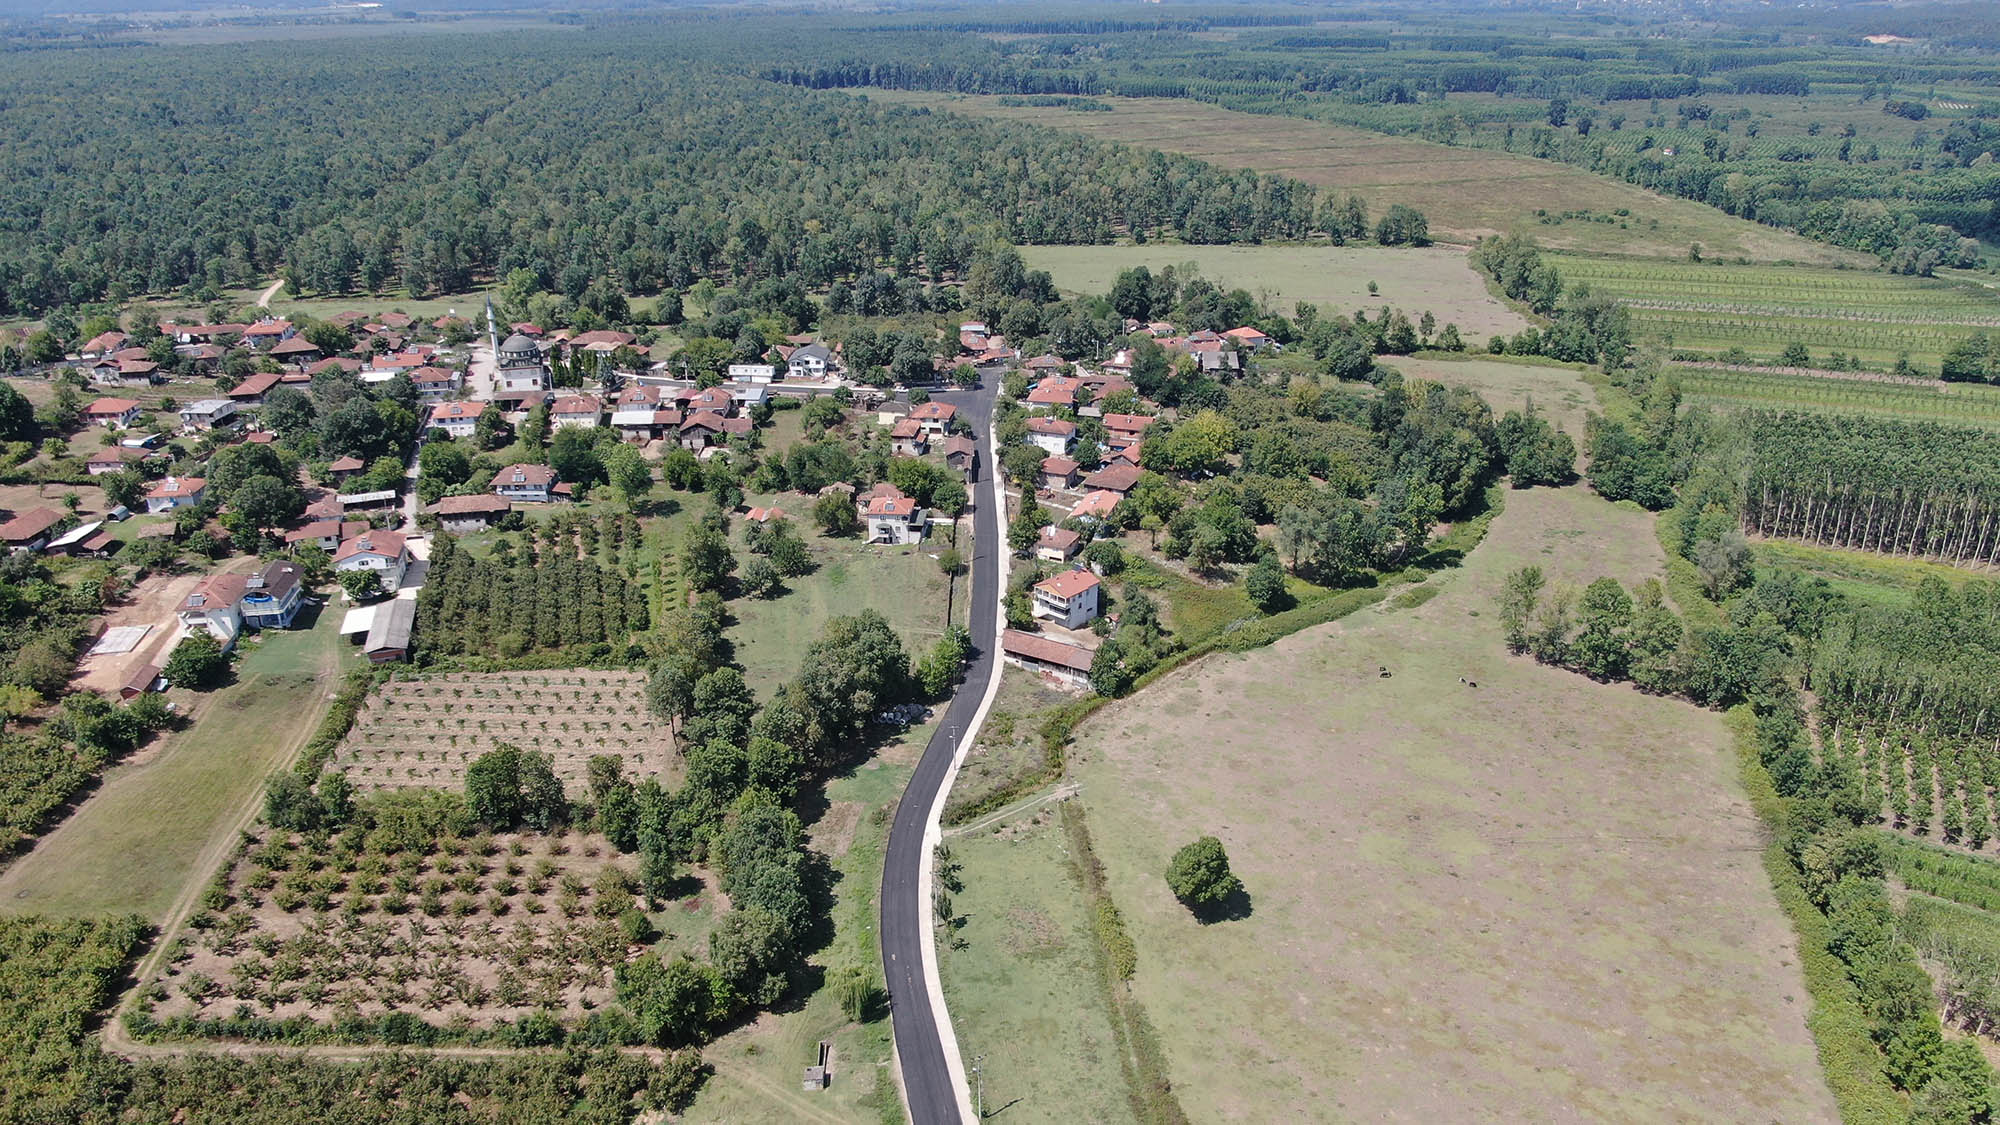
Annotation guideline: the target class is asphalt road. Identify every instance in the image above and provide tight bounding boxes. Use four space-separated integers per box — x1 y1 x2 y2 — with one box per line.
881 379 1000 1125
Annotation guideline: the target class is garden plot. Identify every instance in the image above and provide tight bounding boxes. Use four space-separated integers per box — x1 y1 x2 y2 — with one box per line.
139 825 705 1034
329 670 679 796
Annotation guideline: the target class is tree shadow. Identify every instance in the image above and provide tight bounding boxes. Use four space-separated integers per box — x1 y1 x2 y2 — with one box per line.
1191 884 1253 925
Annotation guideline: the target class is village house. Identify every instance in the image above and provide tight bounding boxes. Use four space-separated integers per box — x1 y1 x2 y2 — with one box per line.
678 411 751 451
1025 376 1081 408
145 475 207 514
427 402 481 439
0 507 65 552
1026 415 1078 457
617 385 667 408
178 399 239 432
327 455 367 481
1102 413 1157 448
108 358 160 385
909 400 957 437
1223 325 1276 352
428 493 514 533
411 366 462 401
334 529 411 592
865 491 927 546
85 397 142 429
890 417 928 456
161 322 247 346
268 336 322 365
943 434 978 479
226 371 283 406
285 518 370 552
676 386 737 415
179 573 248 650
241 320 295 349
787 343 833 380
1000 629 1095 689
1034 568 1102 629
86 446 146 475
240 560 308 630
492 463 560 503
1039 455 1080 491
1112 442 1144 467
567 329 638 353
728 362 777 384
551 394 605 430
1082 462 1143 495
79 330 130 359
1068 489 1122 523
1036 525 1082 564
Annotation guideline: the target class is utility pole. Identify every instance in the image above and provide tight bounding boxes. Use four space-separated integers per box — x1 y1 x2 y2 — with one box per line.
971 1054 985 1120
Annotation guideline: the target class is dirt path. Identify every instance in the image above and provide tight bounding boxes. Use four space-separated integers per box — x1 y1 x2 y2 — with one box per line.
256 278 284 309
104 626 341 1037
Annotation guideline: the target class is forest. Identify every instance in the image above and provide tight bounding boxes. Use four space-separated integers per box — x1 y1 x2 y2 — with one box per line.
0 25 1335 316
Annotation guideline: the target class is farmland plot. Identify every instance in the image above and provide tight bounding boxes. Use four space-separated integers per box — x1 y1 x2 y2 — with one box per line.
329 671 680 796
138 826 690 1035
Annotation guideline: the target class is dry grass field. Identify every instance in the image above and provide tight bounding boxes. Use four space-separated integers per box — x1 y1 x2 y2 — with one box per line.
952 485 1837 1122
869 92 1866 266
328 670 680 797
1378 355 1598 435
1020 244 1532 340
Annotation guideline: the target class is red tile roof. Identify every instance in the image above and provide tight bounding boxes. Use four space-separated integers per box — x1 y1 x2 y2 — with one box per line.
0 507 64 542
86 397 141 415
1041 456 1079 477
493 463 556 488
431 494 513 516
1082 463 1143 493
1002 629 1095 672
333 530 406 563
146 476 205 500
1026 416 1077 437
910 401 958 422
1036 569 1100 600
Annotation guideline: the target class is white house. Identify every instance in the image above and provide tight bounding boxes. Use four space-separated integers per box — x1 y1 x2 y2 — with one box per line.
427 401 482 438
84 397 142 429
909 401 957 437
1033 568 1101 629
411 366 462 402
239 561 307 630
333 530 411 593
178 399 239 432
492 463 559 503
179 573 247 651
1025 416 1078 456
550 394 604 430
145 475 207 514
865 492 927 546
728 363 777 384
787 343 832 380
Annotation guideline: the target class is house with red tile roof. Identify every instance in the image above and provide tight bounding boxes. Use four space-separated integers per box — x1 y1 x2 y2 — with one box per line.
1036 525 1082 563
909 401 958 436
1082 462 1143 495
1068 490 1121 522
428 493 514 533
227 370 284 404
492 463 559 503
79 330 130 358
865 491 927 546
550 394 604 430
1039 455 1080 491
333 529 411 592
0 507 65 552
427 402 482 439
1000 628 1095 687
1034 568 1101 628
1025 415 1077 456
85 397 142 428
145 475 206 514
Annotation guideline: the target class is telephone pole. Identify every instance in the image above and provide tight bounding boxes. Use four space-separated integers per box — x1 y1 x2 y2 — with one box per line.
970 1054 985 1120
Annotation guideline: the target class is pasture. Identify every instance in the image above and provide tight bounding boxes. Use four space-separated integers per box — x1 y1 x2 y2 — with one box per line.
1020 244 1531 340
1378 354 1597 435
1552 254 2000 370
328 670 680 798
139 825 671 1035
867 92 1866 265
978 485 1838 1122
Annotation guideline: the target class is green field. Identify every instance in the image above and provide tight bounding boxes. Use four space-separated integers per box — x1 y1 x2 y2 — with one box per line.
1676 367 2000 428
0 608 347 921
1551 254 2000 370
1020 244 1531 339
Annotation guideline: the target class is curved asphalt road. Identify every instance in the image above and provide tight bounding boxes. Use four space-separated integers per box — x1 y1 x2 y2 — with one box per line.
882 378 1000 1125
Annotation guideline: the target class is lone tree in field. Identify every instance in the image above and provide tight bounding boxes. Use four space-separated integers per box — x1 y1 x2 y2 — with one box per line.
1166 835 1243 917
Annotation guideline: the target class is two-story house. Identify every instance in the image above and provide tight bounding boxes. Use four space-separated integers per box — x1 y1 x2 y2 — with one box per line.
1033 568 1101 629
492 463 559 503
179 573 248 650
333 530 411 593
240 560 307 630
85 397 142 429
428 401 482 439
145 475 207 514
1025 416 1077 457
